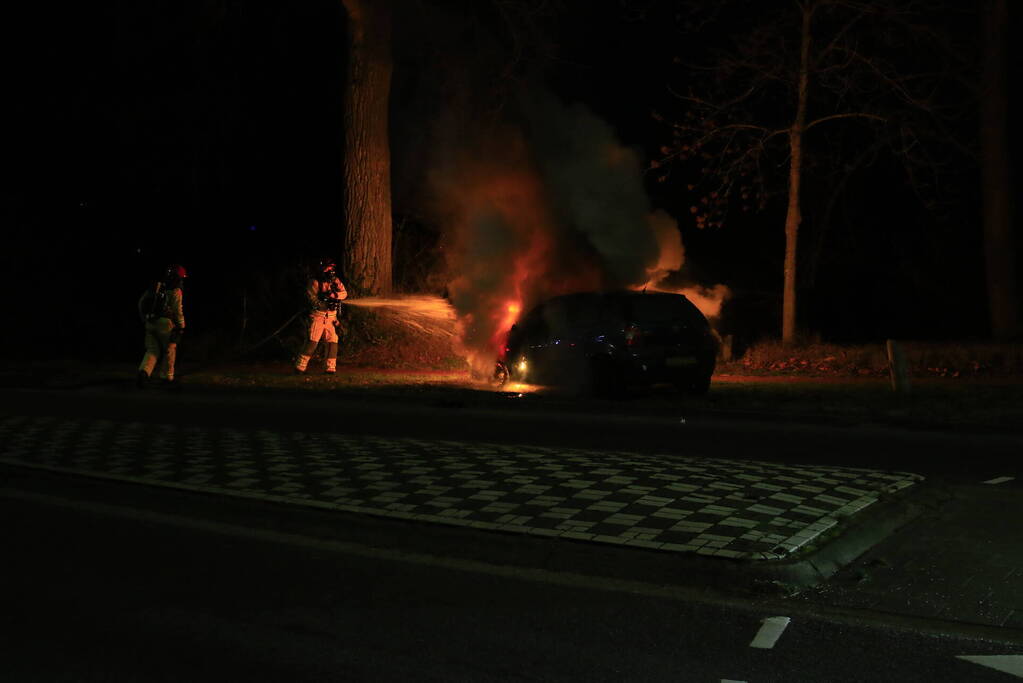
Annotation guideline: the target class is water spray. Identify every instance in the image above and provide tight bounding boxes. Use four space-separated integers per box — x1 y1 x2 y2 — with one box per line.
343 295 457 339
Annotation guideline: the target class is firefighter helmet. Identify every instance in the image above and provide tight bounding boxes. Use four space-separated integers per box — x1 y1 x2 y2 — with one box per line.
318 258 336 274
166 264 187 279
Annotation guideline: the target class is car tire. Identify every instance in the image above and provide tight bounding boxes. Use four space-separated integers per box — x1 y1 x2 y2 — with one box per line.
491 362 509 387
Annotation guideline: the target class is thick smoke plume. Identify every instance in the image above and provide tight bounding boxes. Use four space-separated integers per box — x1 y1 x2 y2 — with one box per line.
428 89 727 374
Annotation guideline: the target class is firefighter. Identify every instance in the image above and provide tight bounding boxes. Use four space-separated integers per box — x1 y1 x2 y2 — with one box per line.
137 264 186 387
295 258 348 374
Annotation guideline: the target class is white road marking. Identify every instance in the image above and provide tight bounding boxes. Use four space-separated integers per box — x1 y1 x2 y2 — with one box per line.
7 486 1023 650
750 616 790 649
957 655 1023 677
983 476 1015 485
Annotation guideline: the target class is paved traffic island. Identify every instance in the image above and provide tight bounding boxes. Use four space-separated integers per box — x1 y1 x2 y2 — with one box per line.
0 414 922 561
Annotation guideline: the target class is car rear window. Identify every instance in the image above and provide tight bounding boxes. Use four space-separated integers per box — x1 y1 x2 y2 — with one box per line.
539 295 602 336
562 295 604 326
522 292 708 340
626 294 706 325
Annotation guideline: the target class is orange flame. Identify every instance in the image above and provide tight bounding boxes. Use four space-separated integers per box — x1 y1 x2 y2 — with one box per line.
444 165 568 374
433 107 728 377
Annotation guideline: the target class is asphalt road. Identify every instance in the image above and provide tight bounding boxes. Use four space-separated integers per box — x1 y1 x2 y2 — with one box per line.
4 469 1021 683
3 385 1022 681
0 384 1019 483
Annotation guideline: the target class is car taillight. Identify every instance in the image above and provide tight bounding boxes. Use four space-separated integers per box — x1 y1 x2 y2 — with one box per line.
625 323 642 346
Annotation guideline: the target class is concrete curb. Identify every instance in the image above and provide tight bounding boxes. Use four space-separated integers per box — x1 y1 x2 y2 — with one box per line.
1 459 939 600
680 484 949 596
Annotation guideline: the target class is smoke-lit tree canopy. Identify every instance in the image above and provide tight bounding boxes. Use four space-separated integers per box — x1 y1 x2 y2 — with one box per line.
0 0 1014 359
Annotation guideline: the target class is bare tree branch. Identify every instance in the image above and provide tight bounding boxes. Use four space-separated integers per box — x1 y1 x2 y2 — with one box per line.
652 0 974 339
805 111 885 130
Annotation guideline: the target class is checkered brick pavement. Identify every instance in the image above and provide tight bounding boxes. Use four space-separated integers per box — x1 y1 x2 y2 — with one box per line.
0 415 923 559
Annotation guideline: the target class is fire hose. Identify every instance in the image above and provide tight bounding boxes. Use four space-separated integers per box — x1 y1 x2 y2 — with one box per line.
237 309 304 355
238 301 345 355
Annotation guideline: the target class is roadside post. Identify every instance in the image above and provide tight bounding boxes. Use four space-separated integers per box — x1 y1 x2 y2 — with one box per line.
886 339 912 394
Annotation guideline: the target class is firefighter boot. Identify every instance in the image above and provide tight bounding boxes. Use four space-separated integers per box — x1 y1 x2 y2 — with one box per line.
295 340 319 374
325 342 338 374
136 370 149 389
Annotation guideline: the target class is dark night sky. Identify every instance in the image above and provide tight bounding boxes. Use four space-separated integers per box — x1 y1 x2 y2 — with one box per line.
1 0 1016 358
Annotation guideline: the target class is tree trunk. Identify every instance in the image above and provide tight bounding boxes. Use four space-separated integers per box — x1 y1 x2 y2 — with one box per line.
341 0 393 297
981 0 1017 340
782 5 813 346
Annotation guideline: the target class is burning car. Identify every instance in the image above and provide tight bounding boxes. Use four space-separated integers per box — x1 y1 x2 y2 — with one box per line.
494 290 718 395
